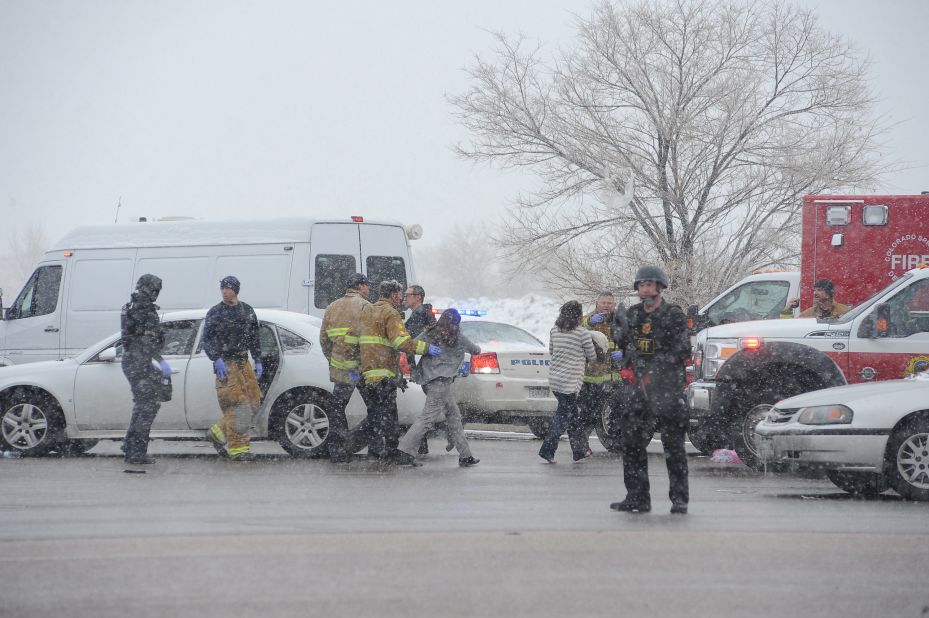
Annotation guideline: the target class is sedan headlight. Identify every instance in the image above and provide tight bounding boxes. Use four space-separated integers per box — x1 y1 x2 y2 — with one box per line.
797 404 853 425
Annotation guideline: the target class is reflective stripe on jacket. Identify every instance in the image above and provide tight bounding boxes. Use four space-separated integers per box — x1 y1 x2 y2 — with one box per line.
320 290 370 383
582 311 618 383
359 300 427 384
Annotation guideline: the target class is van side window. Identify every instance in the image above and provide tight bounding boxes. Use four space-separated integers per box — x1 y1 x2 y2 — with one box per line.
10 265 62 319
315 255 356 309
366 256 406 297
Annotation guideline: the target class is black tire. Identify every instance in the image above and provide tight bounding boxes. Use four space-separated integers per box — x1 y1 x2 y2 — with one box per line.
886 415 929 502
730 380 807 471
594 404 623 454
269 389 331 458
827 470 888 497
526 418 550 439
0 390 64 456
687 425 720 456
55 439 99 456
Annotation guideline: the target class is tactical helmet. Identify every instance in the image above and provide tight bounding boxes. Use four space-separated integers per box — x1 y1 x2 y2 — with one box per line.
135 273 162 301
379 279 403 298
633 265 669 290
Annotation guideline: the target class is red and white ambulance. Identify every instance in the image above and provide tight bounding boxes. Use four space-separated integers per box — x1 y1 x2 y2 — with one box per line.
687 194 929 468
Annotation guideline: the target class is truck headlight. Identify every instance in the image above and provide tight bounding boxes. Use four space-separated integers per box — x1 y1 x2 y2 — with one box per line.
702 340 739 379
797 404 853 425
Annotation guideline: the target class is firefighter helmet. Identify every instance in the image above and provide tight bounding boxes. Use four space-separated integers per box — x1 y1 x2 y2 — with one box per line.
633 265 669 290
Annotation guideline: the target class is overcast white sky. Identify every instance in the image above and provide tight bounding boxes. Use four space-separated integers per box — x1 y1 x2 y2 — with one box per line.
2 0 928 249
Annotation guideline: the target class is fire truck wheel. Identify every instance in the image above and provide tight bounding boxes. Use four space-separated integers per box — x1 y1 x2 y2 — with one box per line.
730 381 806 471
886 414 929 502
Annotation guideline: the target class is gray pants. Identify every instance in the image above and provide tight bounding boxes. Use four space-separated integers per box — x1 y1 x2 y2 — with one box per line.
398 378 471 459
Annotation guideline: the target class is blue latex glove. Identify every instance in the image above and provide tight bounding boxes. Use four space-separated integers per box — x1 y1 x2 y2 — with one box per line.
213 358 227 381
427 343 443 356
611 350 624 363
589 312 606 324
158 359 172 379
254 361 263 380
348 370 361 383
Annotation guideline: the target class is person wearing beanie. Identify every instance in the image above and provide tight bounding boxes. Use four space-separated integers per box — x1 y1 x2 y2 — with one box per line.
201 275 263 461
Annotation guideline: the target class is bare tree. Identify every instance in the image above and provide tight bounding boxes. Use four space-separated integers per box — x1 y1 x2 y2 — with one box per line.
450 0 887 304
0 221 48 302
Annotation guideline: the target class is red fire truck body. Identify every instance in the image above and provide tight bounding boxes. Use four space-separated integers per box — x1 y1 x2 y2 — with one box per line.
686 194 929 469
799 194 929 309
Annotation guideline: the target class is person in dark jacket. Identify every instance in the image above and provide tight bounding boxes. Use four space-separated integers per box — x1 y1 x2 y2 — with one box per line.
403 284 441 454
202 276 263 461
398 309 482 466
611 265 691 514
121 274 171 465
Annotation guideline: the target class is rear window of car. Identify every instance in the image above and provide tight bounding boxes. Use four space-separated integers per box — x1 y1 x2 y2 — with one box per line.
460 322 543 347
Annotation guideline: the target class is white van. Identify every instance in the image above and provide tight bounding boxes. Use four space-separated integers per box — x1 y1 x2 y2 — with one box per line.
0 217 420 366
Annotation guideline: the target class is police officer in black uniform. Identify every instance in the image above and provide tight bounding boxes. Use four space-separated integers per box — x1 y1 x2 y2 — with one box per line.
121 274 171 465
611 265 691 514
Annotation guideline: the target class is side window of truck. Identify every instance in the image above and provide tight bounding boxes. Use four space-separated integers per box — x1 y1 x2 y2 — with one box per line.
707 280 790 324
315 255 357 309
9 265 62 319
884 280 929 337
365 256 407 297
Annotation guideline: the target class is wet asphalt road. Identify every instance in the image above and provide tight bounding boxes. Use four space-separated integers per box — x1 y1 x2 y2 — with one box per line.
1 431 927 618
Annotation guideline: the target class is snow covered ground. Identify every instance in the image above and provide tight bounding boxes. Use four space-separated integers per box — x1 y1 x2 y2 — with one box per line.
430 294 563 342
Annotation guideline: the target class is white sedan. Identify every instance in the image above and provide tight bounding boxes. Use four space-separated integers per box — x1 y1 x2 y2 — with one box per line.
755 373 929 501
0 309 425 458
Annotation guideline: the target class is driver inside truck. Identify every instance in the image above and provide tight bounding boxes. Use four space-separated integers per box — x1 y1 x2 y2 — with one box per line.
780 278 850 320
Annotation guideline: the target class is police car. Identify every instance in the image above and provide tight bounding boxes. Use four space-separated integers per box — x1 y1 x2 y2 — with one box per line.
0 309 425 458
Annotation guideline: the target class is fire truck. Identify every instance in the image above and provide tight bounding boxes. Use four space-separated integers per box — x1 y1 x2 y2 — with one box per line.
687 194 929 469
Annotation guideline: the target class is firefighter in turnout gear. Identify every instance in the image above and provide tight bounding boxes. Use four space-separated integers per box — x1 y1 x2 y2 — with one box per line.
120 274 170 465
579 292 624 448
353 279 442 464
319 272 371 462
611 266 691 515
202 276 263 461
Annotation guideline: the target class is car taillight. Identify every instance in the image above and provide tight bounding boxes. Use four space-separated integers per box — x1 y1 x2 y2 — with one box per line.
470 352 500 374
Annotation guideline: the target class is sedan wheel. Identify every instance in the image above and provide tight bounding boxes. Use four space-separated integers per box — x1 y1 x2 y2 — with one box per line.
272 391 330 457
1 393 62 456
887 416 929 501
731 403 774 471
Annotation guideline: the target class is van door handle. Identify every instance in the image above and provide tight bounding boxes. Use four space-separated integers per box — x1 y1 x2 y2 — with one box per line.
44 326 59 333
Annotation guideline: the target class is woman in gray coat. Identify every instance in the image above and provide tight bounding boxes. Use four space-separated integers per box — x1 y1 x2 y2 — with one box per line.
398 309 482 466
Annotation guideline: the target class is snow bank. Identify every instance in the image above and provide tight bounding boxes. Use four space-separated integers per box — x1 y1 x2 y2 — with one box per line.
429 294 563 341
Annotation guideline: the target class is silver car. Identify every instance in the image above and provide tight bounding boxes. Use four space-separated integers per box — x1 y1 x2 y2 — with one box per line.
0 309 425 458
755 373 929 500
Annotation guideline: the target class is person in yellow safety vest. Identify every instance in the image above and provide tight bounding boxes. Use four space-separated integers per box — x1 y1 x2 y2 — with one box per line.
353 279 443 465
578 291 625 449
780 278 850 320
319 272 371 463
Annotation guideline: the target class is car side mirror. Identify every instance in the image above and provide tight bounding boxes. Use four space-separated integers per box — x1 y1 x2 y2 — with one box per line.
98 347 118 362
857 315 875 339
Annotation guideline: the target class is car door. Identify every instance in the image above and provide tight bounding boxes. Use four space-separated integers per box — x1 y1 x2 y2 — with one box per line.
846 278 929 383
184 320 281 430
71 319 200 430
2 264 64 363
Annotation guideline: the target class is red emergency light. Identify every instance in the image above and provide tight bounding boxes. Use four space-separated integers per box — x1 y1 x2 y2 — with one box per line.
351 215 364 222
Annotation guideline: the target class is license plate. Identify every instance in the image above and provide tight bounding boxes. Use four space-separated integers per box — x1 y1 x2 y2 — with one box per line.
526 386 552 399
